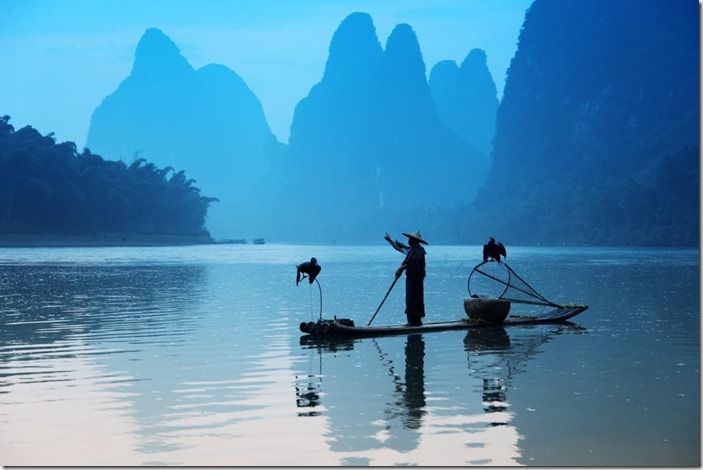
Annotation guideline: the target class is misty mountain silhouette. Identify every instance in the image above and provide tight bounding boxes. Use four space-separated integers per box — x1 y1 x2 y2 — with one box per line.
83 6 697 246
285 12 488 242
469 0 699 246
85 19 502 242
429 48 498 157
87 28 282 238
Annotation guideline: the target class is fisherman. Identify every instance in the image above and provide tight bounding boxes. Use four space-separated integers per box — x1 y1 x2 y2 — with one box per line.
384 231 427 326
483 237 507 262
296 257 321 285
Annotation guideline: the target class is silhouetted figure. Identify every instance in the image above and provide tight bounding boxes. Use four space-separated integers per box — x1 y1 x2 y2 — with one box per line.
296 257 321 285
384 231 427 326
483 237 507 262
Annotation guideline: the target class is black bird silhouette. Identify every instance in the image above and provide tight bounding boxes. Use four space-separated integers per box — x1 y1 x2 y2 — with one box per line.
296 257 321 285
483 238 507 262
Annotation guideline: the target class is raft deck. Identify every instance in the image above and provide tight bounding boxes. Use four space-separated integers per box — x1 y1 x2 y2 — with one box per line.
300 305 587 338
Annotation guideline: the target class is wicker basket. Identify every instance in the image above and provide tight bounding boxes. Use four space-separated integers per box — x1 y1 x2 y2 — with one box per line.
463 296 511 324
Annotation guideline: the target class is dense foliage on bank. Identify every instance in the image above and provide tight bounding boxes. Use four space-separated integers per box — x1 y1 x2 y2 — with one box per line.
0 116 215 237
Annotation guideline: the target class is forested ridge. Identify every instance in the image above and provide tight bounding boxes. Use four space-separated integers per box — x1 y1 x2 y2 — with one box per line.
0 115 215 238
468 0 699 247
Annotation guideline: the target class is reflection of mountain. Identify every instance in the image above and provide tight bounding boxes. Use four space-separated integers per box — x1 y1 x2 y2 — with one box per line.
0 264 206 350
88 264 295 462
0 263 208 463
0 262 297 464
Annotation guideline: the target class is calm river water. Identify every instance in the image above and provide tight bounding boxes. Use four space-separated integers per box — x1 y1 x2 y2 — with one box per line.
0 245 699 466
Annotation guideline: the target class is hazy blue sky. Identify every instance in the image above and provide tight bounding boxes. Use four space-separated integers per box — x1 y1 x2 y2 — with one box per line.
0 0 532 147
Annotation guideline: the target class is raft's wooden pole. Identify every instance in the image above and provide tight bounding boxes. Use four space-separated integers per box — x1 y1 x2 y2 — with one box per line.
367 272 401 326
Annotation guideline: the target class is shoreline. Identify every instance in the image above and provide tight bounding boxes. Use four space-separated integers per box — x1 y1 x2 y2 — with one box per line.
0 235 695 249
0 233 215 248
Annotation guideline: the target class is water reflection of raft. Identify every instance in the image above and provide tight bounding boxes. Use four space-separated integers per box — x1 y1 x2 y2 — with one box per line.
299 304 587 338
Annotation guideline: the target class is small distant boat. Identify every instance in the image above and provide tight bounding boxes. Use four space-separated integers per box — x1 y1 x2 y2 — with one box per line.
253 238 266 245
218 238 247 244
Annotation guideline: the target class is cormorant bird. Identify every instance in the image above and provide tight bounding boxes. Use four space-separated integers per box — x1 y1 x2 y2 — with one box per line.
483 238 507 262
296 257 321 285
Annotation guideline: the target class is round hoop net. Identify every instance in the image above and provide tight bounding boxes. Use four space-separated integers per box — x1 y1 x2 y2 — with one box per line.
467 261 562 308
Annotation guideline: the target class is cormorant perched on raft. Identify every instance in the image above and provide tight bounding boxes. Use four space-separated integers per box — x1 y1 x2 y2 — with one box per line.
296 257 321 285
483 237 507 262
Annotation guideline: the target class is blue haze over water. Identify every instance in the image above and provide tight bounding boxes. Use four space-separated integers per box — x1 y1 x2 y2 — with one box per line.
0 245 698 465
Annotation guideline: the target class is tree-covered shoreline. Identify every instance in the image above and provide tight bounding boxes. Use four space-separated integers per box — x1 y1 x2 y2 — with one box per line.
0 115 216 241
467 0 699 248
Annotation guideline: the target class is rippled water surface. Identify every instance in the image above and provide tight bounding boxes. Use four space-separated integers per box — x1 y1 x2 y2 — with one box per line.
0 245 699 465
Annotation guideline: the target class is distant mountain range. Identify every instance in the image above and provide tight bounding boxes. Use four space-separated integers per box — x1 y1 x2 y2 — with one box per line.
85 3 698 246
86 18 497 242
87 28 284 238
469 0 699 246
283 13 492 242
